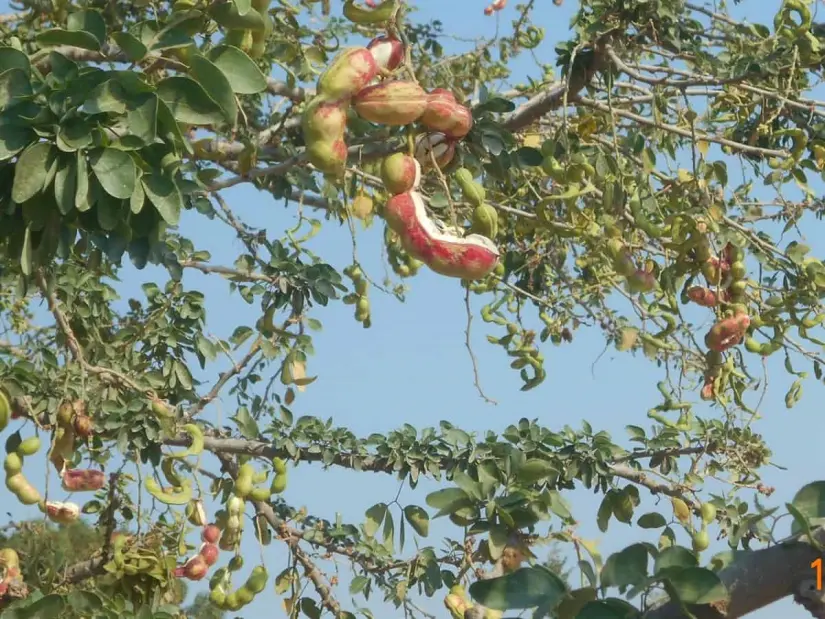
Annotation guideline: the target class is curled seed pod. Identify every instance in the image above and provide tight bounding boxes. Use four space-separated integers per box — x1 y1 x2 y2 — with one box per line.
470 204 498 239
0 390 9 432
199 542 220 566
182 555 209 581
367 35 404 71
45 500 80 525
454 167 486 206
420 88 457 131
186 499 208 526
414 132 456 170
385 190 499 280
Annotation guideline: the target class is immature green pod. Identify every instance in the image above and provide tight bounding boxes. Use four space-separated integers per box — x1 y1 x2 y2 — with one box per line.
343 0 398 24
146 477 193 505
454 168 486 206
470 204 498 239
0 390 9 431
16 436 40 456
167 423 204 459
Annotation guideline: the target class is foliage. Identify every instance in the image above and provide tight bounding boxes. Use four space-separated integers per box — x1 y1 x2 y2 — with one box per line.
1 0 825 617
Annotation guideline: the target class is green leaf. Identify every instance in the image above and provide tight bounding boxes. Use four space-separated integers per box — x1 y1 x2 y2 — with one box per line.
231 405 259 439
637 512 667 529
0 47 30 73
156 76 225 126
21 593 65 618
54 156 77 215
90 148 136 199
600 543 649 589
0 68 32 110
654 545 697 574
56 118 94 152
142 173 183 225
75 151 92 212
0 125 33 160
403 505 429 537
516 147 543 167
477 97 516 114
576 599 642 619
791 480 825 519
382 507 394 552
189 54 238 126
12 142 53 203
516 459 555 484
112 32 147 62
207 44 268 94
126 93 158 144
468 566 566 611
82 79 126 115
666 567 728 604
36 29 101 51
364 502 387 538
425 487 470 512
349 575 369 595
67 10 107 45
786 241 811 265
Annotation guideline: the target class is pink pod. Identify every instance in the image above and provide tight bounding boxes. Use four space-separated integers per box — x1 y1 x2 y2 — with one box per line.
367 35 405 71
45 501 80 525
62 468 106 492
354 80 428 126
384 190 499 280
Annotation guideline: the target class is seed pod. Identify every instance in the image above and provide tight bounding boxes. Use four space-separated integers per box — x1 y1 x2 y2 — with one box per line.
306 139 349 176
61 468 106 492
145 478 193 505
705 314 750 352
302 96 347 145
671 498 691 523
687 286 718 307
56 400 75 426
454 167 485 206
45 501 80 525
186 499 208 526
354 80 428 126
381 153 421 195
0 390 9 432
202 523 222 544
246 565 268 594
72 414 94 439
227 495 245 515
199 542 220 566
385 190 500 280
414 132 455 169
317 47 379 100
270 470 287 494
249 486 271 502
442 103 473 139
249 8 272 59
16 436 40 456
224 29 254 54
627 270 656 293
4 452 22 475
470 204 498 239
182 555 209 581
692 529 710 552
420 88 457 131
700 502 717 524
367 35 404 71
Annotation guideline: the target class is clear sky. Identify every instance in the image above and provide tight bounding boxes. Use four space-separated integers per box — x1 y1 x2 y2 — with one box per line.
2 1 823 618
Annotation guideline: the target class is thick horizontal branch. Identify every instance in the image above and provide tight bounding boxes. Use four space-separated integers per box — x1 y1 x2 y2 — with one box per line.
649 532 824 619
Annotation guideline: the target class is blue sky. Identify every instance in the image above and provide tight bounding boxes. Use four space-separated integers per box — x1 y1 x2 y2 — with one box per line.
3 1 825 618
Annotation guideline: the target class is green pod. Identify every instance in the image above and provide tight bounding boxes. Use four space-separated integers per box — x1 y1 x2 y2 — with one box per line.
145 477 193 505
342 0 397 24
167 423 204 459
454 167 486 206
16 436 40 456
470 204 498 239
249 11 272 58
246 565 268 594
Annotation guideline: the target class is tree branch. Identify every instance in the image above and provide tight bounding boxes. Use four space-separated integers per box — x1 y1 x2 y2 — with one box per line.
649 533 825 619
